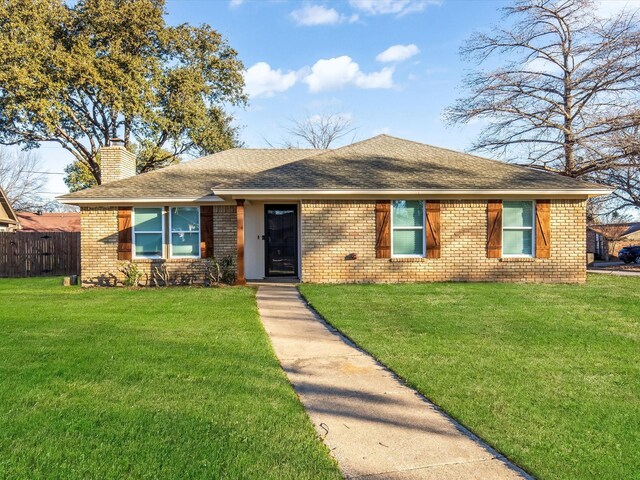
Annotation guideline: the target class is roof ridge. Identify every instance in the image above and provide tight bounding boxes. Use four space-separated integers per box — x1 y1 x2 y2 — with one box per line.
210 149 329 189
297 134 389 160
228 147 322 151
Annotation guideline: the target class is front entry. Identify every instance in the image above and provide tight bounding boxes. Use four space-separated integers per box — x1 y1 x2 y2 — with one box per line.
264 205 298 277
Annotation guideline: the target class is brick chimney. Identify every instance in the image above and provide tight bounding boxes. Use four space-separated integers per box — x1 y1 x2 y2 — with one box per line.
100 139 136 184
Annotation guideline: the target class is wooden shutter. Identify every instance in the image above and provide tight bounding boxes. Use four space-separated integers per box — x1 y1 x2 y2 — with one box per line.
375 200 391 258
117 207 132 260
535 200 551 258
200 206 214 259
425 201 441 258
487 200 502 258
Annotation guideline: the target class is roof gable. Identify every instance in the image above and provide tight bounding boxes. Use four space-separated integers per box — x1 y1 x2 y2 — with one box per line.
0 187 19 225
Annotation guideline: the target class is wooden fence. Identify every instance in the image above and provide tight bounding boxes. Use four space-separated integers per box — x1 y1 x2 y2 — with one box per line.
0 232 80 277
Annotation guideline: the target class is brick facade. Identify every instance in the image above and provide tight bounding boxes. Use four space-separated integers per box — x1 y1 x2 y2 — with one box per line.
80 205 236 286
300 199 587 283
81 199 587 286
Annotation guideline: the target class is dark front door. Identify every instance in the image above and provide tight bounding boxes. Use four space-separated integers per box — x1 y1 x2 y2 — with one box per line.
265 204 298 277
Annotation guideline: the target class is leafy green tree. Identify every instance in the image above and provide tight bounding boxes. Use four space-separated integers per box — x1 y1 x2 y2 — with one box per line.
0 0 246 187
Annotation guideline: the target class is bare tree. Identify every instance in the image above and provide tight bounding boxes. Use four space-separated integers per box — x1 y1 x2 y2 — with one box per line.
592 127 640 211
606 168 640 209
446 0 640 178
282 113 357 149
0 148 45 211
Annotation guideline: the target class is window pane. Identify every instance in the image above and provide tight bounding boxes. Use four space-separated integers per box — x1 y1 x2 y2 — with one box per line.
171 232 199 257
393 229 423 256
503 201 533 228
134 232 163 257
171 207 199 232
134 208 163 232
503 229 533 256
392 200 424 227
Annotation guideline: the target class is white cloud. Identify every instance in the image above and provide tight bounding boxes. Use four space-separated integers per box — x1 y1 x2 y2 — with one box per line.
290 4 359 25
304 56 394 92
309 112 353 124
244 62 299 97
349 0 440 16
376 44 420 63
229 0 244 8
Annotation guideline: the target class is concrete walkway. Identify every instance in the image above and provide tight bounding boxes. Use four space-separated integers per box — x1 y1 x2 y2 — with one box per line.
256 284 530 480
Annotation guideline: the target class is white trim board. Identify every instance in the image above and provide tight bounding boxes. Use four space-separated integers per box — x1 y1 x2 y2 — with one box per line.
213 188 612 199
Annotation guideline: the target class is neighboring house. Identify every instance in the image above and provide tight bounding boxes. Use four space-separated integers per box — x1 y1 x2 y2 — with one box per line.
0 187 20 232
586 226 608 261
587 223 640 260
16 212 81 233
58 135 610 286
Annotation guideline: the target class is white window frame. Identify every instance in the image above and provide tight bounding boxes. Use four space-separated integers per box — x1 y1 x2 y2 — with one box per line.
502 200 536 258
391 200 426 258
132 207 165 260
169 206 201 259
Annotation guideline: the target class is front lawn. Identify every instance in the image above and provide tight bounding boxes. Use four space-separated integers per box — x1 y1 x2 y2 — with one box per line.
0 278 341 480
300 275 640 480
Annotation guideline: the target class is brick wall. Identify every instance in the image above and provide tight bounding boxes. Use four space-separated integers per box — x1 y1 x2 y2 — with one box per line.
80 205 236 286
300 199 587 284
100 146 136 184
82 199 587 286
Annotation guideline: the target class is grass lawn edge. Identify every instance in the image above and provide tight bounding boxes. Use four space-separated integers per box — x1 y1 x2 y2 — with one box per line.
297 283 534 478
248 285 342 473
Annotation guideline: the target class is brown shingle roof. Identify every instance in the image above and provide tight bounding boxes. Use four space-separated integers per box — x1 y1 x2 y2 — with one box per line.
588 222 640 239
58 135 607 202
212 135 605 192
58 149 321 200
17 212 81 232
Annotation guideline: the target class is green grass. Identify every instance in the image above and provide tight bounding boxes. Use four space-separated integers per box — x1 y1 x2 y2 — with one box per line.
0 278 341 480
299 275 640 480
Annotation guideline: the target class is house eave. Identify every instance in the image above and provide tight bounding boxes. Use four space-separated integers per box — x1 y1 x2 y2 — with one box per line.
211 188 613 199
56 195 225 206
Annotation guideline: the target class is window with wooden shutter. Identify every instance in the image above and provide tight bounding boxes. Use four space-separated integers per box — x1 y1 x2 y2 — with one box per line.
487 200 502 258
117 207 132 260
535 200 551 258
375 200 391 258
425 201 441 258
200 206 214 259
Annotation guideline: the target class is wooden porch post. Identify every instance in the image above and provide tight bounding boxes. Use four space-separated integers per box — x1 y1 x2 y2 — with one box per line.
236 199 246 285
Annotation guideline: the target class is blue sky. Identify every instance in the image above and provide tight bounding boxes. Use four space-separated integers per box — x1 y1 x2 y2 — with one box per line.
35 0 638 199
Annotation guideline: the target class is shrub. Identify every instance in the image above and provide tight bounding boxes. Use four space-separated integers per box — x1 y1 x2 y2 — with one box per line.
204 256 236 286
118 262 143 287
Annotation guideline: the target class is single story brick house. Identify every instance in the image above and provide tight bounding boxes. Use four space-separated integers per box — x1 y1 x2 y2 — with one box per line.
58 135 610 286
